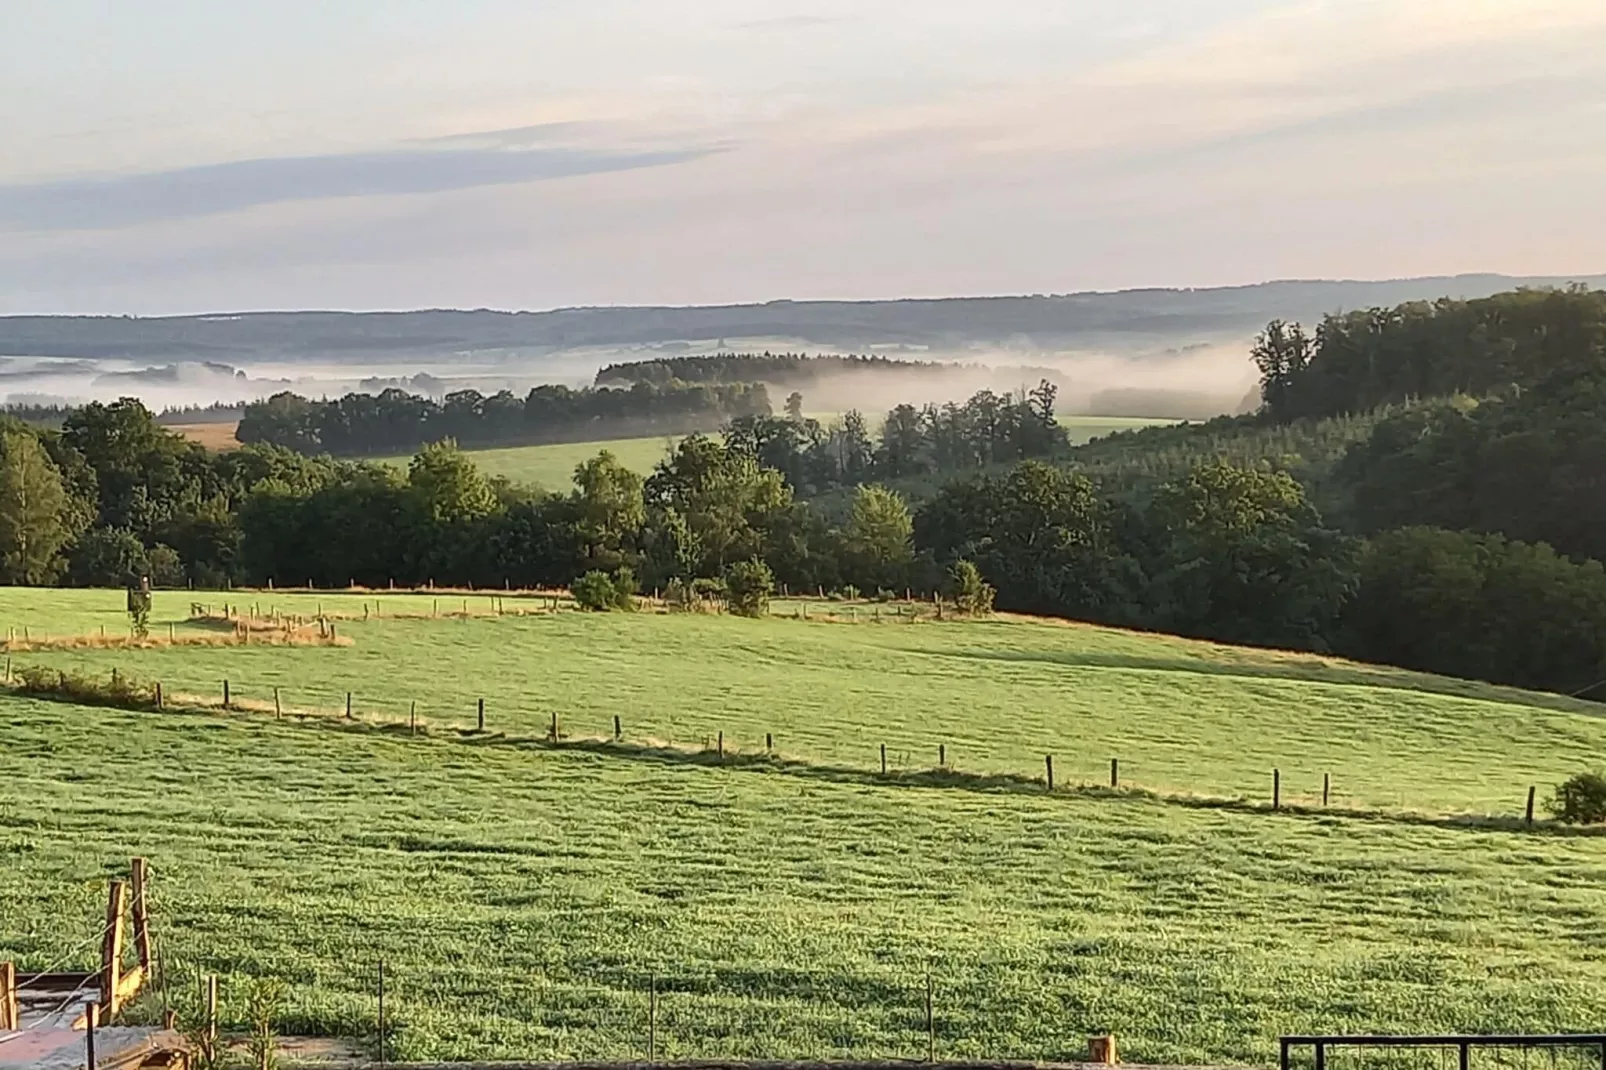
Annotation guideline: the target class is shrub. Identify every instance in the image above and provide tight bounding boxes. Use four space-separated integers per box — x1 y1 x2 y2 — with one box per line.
949 559 996 616
12 664 155 707
609 566 639 611
571 570 617 612
1549 773 1606 825
725 558 774 618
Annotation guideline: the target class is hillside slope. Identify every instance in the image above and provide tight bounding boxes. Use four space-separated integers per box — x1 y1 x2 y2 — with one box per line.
5 591 1606 1062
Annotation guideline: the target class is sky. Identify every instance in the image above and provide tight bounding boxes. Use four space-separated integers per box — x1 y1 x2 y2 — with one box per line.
2 0 1604 315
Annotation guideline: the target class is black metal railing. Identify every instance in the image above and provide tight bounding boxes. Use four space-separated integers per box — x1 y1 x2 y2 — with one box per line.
1282 1035 1606 1070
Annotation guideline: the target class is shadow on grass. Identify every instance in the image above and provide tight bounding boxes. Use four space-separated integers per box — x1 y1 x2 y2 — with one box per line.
12 680 1594 841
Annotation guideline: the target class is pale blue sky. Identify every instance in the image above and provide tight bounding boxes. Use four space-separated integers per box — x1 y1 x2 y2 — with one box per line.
2 0 1603 313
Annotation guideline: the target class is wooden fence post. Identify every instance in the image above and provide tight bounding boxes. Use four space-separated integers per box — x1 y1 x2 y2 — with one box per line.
717 731 724 758
206 975 217 1047
477 698 485 732
86 1002 98 1070
101 879 127 1014
550 711 559 742
346 692 353 719
274 687 281 719
766 732 773 752
648 976 657 1064
410 701 417 734
222 679 230 709
1110 758 1119 788
154 683 163 711
925 972 935 1063
0 961 16 1031
614 715 622 741
1273 768 1281 811
1323 773 1331 807
881 743 888 774
1526 785 1537 825
131 858 153 978
1045 755 1055 791
939 743 946 768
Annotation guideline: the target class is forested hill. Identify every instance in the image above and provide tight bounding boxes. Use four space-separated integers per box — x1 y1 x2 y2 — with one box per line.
5 274 1603 359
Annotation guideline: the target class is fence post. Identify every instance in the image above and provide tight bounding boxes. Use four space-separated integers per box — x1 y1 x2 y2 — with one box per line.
1526 785 1536 825
274 687 281 719
101 880 127 1014
1110 758 1119 788
477 698 485 732
1273 768 1281 811
222 679 230 709
377 960 386 1068
1045 755 1054 791
881 744 887 775
346 693 353 719
717 731 724 758
939 743 946 768
410 701 417 734
550 711 559 742
925 972 935 1063
766 732 773 753
206 975 217 1049
1323 772 1331 807
614 715 622 741
648 977 657 1064
131 857 153 977
86 1002 98 1070
0 961 16 1032
154 683 163 711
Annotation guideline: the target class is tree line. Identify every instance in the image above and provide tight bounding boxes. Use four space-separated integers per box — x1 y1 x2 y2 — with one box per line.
236 382 771 456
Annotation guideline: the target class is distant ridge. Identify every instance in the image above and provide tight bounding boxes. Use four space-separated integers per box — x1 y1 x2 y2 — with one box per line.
2 273 1601 361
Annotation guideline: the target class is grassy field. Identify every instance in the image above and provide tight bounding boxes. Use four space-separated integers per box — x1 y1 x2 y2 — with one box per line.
6 588 1606 1063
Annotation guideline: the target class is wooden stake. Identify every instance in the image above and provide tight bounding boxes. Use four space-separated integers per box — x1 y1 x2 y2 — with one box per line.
1526 785 1537 825
939 743 946 768
1323 772 1331 807
717 730 724 758
410 701 417 734
154 682 163 710
648 977 657 1064
925 972 935 1063
377 960 386 1068
614 715 622 741
0 961 16 1032
1273 768 1281 810
766 732 773 752
881 743 887 774
477 698 485 732
274 687 281 719
101 879 127 1014
1045 755 1054 791
86 1002 98 1070
222 679 230 709
206 975 217 1046
1110 757 1119 788
130 858 153 975
346 692 353 719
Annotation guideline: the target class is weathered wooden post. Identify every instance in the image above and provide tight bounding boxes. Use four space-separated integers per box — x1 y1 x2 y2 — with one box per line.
101 879 127 1013
222 680 230 709
881 743 888 774
1323 773 1331 807
0 961 17 1031
614 715 622 741
1526 785 1537 825
1110 758 1119 788
477 698 485 732
131 858 153 980
939 743 946 768
1046 755 1055 791
1273 768 1281 810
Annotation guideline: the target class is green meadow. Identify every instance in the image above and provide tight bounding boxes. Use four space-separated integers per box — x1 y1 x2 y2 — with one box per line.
5 588 1606 1063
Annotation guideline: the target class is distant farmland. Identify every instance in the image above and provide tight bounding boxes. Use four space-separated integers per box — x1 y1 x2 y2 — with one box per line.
5 587 1606 1063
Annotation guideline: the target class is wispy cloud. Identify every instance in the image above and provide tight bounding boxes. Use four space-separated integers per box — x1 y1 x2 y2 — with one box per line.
0 142 721 232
